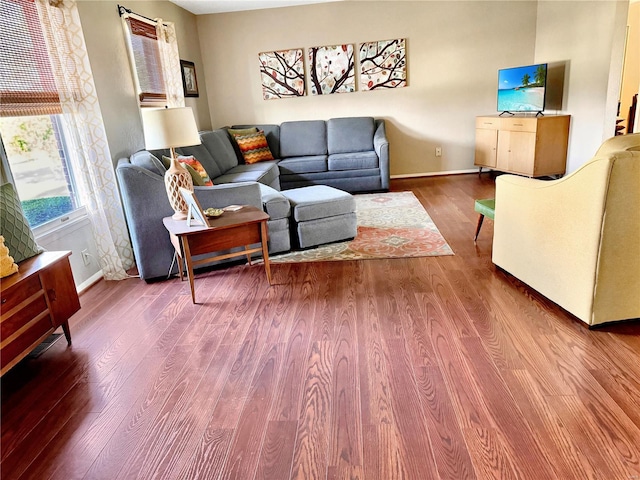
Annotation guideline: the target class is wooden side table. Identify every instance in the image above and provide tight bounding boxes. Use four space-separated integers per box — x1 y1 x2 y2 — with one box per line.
163 206 271 303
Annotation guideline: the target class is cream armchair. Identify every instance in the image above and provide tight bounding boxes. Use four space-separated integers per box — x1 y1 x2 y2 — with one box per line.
492 134 640 326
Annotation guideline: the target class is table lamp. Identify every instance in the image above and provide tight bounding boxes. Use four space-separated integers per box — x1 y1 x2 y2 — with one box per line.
141 107 201 219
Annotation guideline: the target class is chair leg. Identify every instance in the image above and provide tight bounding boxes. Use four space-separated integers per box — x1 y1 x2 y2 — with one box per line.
474 214 485 243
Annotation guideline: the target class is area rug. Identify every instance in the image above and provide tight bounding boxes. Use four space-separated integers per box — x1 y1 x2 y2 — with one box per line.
269 191 453 263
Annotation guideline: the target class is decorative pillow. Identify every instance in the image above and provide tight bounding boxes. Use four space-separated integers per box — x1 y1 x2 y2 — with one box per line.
0 183 43 264
162 155 213 186
179 155 213 186
233 130 275 164
181 162 206 186
160 154 172 170
227 127 258 137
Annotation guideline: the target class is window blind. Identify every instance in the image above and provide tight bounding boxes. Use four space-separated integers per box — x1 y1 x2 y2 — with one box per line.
0 0 62 117
125 16 167 105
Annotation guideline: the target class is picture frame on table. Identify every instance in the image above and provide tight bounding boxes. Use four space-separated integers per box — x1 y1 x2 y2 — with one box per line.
180 60 199 97
179 188 207 227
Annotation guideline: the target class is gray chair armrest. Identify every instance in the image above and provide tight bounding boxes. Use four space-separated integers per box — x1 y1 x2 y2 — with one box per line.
193 182 262 210
374 119 390 190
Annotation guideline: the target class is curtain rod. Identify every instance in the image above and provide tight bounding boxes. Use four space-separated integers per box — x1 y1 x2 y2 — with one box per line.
117 4 168 27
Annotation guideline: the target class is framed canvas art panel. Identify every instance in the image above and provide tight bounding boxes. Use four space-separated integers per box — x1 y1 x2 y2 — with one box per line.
309 44 355 95
258 48 305 99
359 38 407 91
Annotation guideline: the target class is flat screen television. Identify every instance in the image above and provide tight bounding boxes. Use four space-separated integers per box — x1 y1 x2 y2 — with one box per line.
497 63 547 114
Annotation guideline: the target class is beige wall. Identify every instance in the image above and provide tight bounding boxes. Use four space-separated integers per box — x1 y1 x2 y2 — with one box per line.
77 0 211 163
196 1 538 176
535 1 630 172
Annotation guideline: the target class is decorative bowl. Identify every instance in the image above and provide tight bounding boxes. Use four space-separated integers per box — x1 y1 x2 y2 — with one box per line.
203 208 224 218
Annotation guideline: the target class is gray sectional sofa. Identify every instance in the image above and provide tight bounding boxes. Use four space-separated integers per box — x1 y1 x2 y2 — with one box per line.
116 116 389 281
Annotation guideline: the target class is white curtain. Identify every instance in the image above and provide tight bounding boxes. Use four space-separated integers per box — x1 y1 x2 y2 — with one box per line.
35 0 134 280
156 19 185 108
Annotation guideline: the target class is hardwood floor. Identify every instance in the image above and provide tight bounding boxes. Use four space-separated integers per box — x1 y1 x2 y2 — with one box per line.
2 174 639 480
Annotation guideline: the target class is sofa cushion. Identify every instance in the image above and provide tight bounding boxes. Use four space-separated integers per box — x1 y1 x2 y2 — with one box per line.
328 151 379 171
200 129 239 173
233 130 275 164
281 185 355 222
214 160 279 187
327 117 375 154
176 143 223 179
278 155 327 175
280 120 327 157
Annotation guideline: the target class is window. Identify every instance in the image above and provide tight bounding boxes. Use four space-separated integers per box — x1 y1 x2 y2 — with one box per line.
0 115 80 228
124 16 167 106
0 0 83 229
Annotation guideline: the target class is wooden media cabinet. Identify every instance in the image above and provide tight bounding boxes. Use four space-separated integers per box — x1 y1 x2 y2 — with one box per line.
1 251 80 376
474 115 570 177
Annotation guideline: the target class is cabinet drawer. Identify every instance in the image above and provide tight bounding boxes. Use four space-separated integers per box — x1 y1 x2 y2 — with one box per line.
1 313 54 373
501 117 537 132
1 274 42 314
1 294 49 342
476 117 500 129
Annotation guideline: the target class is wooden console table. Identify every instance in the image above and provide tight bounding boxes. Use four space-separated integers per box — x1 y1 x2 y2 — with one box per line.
163 206 271 304
1 251 80 376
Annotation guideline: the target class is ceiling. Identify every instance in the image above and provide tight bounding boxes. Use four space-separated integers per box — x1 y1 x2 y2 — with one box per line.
169 0 343 15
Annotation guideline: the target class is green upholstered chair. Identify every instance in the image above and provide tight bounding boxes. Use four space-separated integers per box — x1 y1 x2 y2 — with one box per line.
474 198 495 243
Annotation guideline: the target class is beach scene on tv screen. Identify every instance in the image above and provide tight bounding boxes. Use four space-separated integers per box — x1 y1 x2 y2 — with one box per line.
497 64 546 112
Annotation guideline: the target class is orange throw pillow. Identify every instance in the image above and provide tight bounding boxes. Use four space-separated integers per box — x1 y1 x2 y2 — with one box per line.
177 155 213 186
233 130 274 164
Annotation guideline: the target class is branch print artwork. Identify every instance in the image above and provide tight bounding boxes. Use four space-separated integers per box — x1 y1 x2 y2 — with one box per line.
309 44 355 95
359 39 407 91
258 48 305 100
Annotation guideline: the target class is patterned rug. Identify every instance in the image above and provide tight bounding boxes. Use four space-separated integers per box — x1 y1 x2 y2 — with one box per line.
269 191 453 263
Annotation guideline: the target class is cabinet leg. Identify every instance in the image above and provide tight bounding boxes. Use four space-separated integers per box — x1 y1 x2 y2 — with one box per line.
478 167 483 176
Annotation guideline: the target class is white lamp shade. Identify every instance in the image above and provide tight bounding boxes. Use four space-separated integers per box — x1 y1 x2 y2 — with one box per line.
141 107 201 150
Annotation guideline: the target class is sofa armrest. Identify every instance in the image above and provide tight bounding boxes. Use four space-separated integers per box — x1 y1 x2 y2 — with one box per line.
193 182 262 210
258 184 290 220
374 119 390 190
116 160 175 280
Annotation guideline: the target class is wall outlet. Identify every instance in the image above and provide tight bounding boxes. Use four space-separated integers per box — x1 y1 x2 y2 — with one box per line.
435 147 442 157
81 249 91 266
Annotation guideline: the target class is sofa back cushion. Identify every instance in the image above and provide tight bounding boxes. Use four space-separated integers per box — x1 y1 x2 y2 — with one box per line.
201 129 240 173
177 142 222 179
327 117 375 154
280 120 327 158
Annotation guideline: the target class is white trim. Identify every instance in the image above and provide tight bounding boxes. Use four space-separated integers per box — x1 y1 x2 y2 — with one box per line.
33 206 89 242
391 168 478 179
77 270 103 294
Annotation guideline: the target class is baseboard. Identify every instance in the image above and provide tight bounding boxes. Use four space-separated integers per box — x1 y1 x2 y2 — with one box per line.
391 168 478 179
77 270 103 294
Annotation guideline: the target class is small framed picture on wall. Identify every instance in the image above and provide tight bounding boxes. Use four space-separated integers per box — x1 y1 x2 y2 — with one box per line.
180 60 199 97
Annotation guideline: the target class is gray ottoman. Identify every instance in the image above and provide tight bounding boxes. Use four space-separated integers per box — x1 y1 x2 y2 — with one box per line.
281 185 357 248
